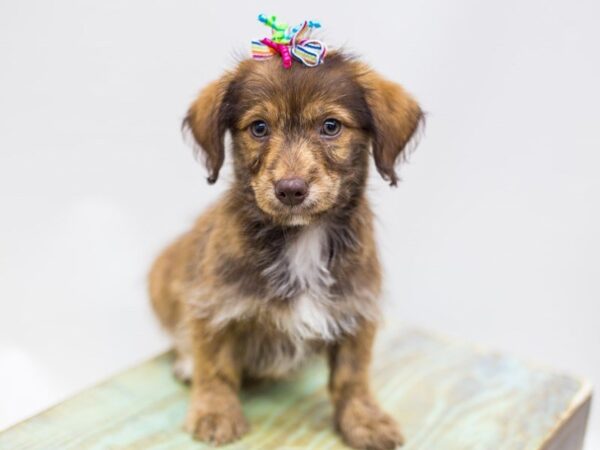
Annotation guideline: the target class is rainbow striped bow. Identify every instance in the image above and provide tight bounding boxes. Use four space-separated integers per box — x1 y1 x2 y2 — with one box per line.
251 15 327 69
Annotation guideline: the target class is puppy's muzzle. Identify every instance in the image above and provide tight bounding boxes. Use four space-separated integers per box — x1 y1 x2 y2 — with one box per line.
274 178 308 206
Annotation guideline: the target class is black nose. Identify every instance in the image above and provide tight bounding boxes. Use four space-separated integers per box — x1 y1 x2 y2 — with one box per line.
274 178 308 206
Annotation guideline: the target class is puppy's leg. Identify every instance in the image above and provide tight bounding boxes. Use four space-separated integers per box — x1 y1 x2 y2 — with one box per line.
148 237 194 382
172 321 194 383
329 321 404 450
185 321 249 445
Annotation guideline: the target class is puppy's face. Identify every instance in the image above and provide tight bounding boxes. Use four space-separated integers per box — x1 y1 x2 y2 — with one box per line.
185 54 423 225
227 57 376 226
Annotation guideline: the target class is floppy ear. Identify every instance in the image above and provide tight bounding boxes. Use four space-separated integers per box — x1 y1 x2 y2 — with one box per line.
358 68 423 186
183 75 232 184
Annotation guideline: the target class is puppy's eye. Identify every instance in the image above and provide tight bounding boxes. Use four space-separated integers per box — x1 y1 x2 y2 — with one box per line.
250 120 269 138
321 118 342 137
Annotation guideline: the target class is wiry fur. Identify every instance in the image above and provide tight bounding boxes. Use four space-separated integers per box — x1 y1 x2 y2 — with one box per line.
148 52 422 449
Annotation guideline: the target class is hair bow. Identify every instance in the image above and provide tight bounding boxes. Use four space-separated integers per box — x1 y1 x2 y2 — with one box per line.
251 14 327 69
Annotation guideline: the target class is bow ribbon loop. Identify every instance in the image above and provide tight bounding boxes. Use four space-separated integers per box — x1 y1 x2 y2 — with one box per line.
251 15 327 69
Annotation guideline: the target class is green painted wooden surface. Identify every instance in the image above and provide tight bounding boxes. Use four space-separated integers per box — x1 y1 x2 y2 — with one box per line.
0 329 592 450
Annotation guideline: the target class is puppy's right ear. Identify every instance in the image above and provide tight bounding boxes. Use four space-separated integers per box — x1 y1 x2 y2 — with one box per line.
183 75 232 184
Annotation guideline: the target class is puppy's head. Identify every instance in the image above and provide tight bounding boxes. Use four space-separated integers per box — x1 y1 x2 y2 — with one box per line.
184 53 423 226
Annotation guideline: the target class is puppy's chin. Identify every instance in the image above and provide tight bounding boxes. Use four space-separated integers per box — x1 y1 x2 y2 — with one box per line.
262 205 315 227
255 202 317 227
282 214 312 227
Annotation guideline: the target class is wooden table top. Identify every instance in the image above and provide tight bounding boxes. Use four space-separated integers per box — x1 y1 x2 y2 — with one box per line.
0 328 592 450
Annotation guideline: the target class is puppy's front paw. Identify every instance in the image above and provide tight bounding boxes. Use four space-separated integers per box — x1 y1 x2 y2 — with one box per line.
185 396 249 445
336 396 404 450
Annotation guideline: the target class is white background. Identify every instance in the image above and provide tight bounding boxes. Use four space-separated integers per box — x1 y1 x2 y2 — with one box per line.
1 0 598 447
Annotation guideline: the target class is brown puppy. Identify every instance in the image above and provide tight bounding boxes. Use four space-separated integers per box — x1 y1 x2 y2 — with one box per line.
149 52 422 450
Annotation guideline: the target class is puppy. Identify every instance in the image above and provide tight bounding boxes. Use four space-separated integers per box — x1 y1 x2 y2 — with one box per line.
148 52 422 450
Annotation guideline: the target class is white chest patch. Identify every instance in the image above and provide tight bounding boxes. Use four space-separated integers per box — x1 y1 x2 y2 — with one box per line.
285 224 333 297
263 224 351 342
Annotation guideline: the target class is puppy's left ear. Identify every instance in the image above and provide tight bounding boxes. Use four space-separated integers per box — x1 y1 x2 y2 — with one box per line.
183 74 232 184
358 67 424 186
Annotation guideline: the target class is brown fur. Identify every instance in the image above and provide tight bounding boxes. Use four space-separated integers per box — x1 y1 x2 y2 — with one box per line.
149 53 422 449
